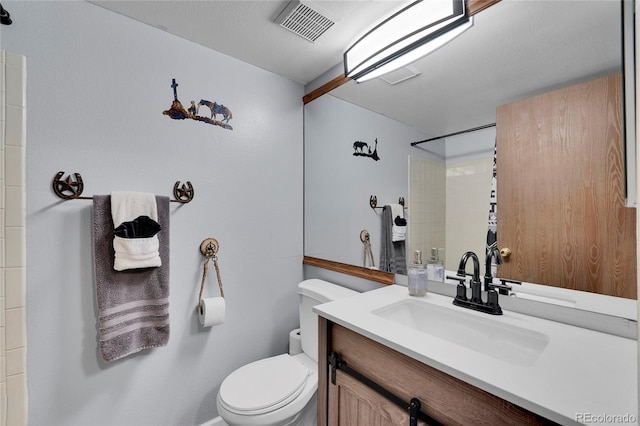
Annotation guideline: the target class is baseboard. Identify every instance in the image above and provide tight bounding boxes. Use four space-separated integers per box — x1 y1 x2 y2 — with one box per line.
199 416 227 426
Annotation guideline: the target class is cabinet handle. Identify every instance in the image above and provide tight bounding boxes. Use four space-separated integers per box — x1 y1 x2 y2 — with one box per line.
409 398 421 426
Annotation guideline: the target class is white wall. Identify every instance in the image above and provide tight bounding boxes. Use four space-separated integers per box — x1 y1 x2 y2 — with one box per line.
1 2 303 425
304 94 438 269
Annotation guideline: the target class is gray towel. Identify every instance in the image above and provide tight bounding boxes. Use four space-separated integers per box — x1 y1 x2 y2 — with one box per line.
380 205 406 275
93 195 170 362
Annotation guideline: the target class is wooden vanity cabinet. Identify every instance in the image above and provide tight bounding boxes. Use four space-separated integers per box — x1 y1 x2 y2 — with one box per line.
318 318 558 426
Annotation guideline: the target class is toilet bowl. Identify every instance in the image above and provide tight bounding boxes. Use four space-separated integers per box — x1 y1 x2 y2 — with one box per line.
216 279 358 426
216 353 317 426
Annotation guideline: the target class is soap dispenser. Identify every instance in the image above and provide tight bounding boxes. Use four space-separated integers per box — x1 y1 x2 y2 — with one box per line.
408 250 427 296
426 248 445 282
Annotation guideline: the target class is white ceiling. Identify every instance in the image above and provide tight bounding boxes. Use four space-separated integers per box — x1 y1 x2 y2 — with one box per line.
92 0 622 137
91 0 403 85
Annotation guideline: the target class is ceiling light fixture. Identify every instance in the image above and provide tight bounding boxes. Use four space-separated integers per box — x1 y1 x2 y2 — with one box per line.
344 0 472 83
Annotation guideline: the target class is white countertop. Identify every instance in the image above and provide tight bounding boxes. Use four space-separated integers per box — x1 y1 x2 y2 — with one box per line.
314 284 638 425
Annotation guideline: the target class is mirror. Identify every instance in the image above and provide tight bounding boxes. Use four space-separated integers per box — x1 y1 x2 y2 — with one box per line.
304 94 442 268
304 1 634 300
408 127 496 273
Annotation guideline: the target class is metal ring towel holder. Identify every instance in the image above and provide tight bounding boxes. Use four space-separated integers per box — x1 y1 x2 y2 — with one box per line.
198 238 224 315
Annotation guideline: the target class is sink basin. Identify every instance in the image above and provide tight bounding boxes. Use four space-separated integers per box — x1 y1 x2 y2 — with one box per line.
372 299 550 367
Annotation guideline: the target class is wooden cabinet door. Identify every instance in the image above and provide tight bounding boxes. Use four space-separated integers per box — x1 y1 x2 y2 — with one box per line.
496 73 636 299
329 369 427 426
320 320 555 426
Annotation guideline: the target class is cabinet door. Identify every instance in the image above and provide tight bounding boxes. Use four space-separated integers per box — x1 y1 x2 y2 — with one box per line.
321 322 555 426
329 369 427 426
496 73 636 298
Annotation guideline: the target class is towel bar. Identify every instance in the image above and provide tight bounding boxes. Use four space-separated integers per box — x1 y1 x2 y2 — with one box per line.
369 195 406 210
52 171 195 204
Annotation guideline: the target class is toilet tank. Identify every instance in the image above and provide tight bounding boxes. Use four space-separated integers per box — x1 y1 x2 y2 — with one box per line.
297 279 358 362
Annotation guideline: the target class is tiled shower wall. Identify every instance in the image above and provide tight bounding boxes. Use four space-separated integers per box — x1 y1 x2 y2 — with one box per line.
408 156 446 263
409 155 494 271
1 50 28 426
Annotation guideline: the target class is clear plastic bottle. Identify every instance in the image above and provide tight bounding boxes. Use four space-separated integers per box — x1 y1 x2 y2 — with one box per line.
408 250 427 296
426 248 445 282
433 248 445 282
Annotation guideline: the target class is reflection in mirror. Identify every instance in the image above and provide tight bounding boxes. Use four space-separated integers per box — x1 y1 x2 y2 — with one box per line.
330 1 622 137
411 72 637 305
409 126 495 272
304 1 635 304
496 73 635 299
304 94 442 269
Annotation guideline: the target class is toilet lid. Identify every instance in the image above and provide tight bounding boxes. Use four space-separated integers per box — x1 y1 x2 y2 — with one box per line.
219 354 310 415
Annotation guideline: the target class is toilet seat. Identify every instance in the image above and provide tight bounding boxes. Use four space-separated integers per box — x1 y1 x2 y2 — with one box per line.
218 354 311 416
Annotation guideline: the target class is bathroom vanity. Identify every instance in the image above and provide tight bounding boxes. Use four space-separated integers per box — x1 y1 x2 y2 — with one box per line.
314 285 637 425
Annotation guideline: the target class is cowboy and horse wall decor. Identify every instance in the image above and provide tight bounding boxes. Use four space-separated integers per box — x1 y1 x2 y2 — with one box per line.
163 79 234 130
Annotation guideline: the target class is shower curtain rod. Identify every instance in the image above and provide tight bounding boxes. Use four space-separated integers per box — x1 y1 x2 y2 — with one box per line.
410 123 496 146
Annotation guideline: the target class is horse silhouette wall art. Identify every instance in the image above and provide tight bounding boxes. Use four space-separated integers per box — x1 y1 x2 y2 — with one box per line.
352 138 380 161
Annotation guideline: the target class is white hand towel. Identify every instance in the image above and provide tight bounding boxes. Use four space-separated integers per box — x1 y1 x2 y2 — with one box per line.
393 227 406 242
112 191 158 225
390 204 403 221
112 236 161 270
111 191 161 271
390 203 406 242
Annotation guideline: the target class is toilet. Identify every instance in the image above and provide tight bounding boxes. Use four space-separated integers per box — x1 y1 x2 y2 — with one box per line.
216 279 358 426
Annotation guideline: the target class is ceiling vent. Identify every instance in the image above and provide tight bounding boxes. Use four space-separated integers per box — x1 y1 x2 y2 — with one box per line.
380 66 422 85
274 0 336 42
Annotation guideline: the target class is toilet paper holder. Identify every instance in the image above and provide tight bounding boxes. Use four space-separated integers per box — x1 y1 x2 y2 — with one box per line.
198 238 224 314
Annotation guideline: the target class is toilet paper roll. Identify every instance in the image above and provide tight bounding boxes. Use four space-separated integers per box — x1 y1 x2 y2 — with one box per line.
289 328 302 355
199 297 226 327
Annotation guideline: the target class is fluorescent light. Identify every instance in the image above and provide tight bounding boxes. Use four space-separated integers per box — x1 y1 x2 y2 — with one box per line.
344 0 472 82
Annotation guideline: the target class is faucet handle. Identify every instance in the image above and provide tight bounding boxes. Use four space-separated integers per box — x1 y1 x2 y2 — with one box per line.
486 290 503 315
487 281 512 295
489 278 522 295
446 275 466 284
446 275 468 301
500 278 522 286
